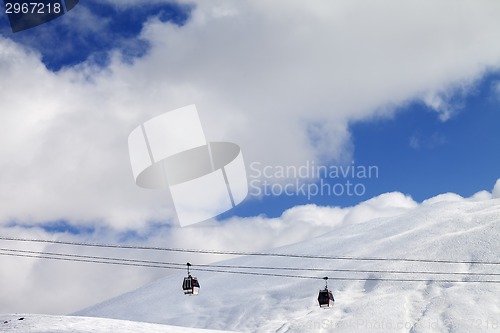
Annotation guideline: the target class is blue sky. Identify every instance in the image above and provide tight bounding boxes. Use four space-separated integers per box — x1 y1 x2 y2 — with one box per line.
226 74 500 218
351 76 500 201
0 0 191 69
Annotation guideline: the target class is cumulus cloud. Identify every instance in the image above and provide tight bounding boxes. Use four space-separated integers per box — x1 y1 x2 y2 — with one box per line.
343 192 418 224
422 192 465 205
469 190 492 201
420 180 500 204
492 179 500 199
2 0 500 230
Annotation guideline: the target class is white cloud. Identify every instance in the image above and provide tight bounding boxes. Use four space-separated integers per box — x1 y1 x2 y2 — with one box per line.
492 179 500 199
343 192 418 224
422 93 455 121
469 190 492 201
422 192 464 205
2 0 500 229
424 180 500 204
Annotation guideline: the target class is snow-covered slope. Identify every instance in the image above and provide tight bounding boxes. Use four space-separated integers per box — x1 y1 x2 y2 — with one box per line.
0 314 237 333
77 199 500 332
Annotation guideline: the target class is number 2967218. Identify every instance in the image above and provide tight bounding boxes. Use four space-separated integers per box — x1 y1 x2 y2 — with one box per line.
5 2 62 15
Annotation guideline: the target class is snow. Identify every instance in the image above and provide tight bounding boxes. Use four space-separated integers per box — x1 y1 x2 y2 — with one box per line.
1 198 498 332
72 198 500 332
0 314 236 333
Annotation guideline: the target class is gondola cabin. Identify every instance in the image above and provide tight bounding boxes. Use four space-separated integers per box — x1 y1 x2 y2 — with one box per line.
317 288 334 308
317 277 334 308
182 275 200 295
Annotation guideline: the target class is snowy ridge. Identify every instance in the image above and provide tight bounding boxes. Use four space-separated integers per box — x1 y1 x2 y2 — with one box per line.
76 198 500 332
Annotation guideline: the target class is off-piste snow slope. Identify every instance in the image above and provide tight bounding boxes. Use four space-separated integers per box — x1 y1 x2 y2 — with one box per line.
0 314 237 333
77 197 500 333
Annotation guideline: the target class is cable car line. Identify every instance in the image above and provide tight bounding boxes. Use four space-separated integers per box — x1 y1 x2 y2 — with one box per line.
1 247 498 277
0 247 189 267
194 265 500 276
1 250 500 284
1 236 499 265
0 250 182 270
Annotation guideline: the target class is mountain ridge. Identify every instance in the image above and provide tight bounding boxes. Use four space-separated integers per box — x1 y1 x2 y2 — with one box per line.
76 198 500 332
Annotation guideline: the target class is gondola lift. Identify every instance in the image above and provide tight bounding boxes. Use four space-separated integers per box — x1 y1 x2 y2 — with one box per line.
318 276 334 308
182 262 200 295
